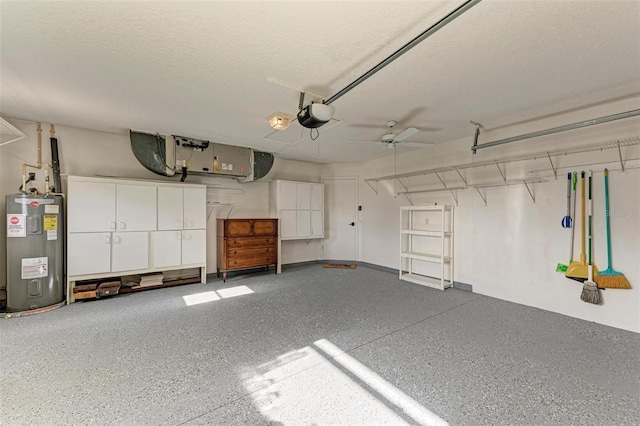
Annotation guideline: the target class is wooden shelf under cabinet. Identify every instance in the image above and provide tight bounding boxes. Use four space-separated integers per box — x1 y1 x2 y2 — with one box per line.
216 219 278 282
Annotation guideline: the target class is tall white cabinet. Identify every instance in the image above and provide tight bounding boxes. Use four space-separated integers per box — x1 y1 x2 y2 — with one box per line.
269 180 324 272
399 205 454 290
66 176 207 303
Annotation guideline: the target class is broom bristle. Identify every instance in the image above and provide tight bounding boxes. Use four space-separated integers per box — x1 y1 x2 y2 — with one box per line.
594 273 631 289
580 281 603 305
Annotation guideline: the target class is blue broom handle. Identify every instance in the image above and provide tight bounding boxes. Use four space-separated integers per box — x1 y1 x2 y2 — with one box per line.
604 169 612 267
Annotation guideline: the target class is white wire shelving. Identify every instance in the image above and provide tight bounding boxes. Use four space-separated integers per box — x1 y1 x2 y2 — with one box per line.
364 136 640 205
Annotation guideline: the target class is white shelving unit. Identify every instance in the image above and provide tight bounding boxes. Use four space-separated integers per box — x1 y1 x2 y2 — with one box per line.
399 205 454 290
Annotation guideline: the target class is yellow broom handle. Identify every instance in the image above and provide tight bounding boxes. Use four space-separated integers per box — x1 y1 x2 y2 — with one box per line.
580 171 586 264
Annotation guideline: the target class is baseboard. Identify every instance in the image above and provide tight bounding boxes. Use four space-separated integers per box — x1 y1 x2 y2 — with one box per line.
211 260 473 292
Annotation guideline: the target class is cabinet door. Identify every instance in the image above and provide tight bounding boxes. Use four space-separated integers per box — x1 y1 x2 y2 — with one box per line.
296 184 311 210
311 183 323 210
157 187 183 230
116 185 157 231
111 232 149 272
67 233 111 275
279 182 297 210
280 210 297 238
311 211 323 237
151 231 182 267
67 181 116 233
184 187 206 229
296 211 311 237
182 229 206 265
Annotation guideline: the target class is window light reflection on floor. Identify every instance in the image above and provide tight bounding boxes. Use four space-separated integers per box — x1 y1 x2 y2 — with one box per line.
242 338 448 425
182 285 254 306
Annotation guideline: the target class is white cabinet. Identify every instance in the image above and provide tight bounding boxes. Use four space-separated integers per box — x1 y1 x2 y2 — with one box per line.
183 187 206 229
67 181 116 232
66 176 207 303
399 205 454 290
153 186 206 267
270 180 324 240
151 229 206 268
112 232 149 272
67 233 112 275
116 185 157 231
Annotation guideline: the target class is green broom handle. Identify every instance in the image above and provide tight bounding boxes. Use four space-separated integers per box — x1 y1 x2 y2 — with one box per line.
604 169 612 267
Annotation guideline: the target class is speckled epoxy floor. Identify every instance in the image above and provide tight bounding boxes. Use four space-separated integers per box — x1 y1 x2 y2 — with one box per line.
1 264 638 425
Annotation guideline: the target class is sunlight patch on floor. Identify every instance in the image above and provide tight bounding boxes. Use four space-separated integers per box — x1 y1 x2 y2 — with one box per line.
242 339 448 425
182 285 254 306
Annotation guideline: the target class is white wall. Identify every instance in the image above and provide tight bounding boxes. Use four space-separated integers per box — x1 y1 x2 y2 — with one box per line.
3 95 639 332
322 96 640 332
0 120 321 291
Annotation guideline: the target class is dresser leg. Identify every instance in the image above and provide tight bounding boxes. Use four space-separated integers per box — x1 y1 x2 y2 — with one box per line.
217 268 220 278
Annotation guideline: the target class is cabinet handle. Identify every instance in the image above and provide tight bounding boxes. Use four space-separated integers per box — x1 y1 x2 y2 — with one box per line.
185 220 193 228
105 235 111 244
110 221 116 230
115 235 121 243
233 251 237 255
119 221 126 230
177 232 182 240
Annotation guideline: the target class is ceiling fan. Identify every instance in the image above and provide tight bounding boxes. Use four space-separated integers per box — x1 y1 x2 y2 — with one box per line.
350 120 434 149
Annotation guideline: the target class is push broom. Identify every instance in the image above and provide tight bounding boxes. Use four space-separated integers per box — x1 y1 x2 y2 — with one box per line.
594 168 631 289
566 171 598 282
581 171 602 304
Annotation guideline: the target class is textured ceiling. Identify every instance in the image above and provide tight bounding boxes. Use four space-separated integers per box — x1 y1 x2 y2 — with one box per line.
1 1 639 164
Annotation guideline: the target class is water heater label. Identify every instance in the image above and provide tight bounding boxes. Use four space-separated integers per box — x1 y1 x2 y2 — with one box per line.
44 215 58 231
7 214 27 237
21 257 48 279
44 205 59 214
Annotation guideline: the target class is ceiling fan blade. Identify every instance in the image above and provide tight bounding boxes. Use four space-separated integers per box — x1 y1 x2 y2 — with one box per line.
399 141 434 148
394 127 419 141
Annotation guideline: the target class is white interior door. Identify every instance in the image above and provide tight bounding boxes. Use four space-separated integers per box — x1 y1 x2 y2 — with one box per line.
323 177 358 261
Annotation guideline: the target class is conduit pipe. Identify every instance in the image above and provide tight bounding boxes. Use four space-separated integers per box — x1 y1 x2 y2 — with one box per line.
324 0 482 106
21 123 43 193
21 122 59 195
471 109 640 154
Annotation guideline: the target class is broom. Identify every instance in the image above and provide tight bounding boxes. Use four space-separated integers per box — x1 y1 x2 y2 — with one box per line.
566 171 599 282
594 168 631 289
581 171 602 304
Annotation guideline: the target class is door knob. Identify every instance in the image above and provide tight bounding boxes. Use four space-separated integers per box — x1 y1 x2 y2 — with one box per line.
348 222 355 226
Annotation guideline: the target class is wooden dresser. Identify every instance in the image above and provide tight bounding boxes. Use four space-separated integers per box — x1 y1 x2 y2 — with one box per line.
216 218 278 282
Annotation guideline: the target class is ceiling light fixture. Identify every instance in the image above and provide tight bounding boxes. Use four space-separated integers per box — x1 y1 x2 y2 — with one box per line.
268 113 291 130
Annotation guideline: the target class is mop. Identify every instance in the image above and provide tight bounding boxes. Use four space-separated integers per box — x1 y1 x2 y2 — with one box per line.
581 171 602 304
594 169 631 289
556 172 576 273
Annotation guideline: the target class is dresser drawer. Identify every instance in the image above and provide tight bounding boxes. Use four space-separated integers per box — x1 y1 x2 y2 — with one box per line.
227 256 276 270
227 246 276 257
227 237 276 247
